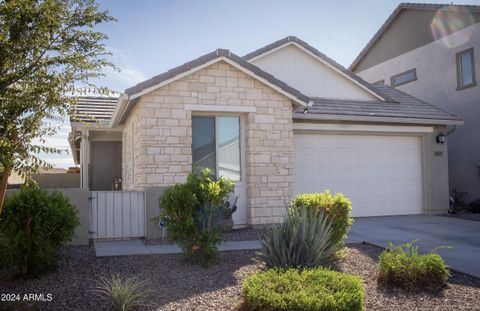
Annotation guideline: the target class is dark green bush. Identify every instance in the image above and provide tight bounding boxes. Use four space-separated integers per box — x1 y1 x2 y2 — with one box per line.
377 240 450 291
258 207 337 268
242 268 364 311
291 191 352 246
159 168 234 266
0 187 79 277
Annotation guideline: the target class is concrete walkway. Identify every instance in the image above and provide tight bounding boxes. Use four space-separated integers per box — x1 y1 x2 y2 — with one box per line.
94 239 261 257
347 215 480 277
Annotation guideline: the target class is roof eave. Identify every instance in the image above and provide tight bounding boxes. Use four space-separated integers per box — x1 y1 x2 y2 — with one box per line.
110 94 130 127
293 112 464 126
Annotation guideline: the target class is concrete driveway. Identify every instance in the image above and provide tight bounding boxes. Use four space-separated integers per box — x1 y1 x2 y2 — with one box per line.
347 215 480 277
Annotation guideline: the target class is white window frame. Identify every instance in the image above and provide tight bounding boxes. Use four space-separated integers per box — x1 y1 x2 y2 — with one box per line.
192 113 242 181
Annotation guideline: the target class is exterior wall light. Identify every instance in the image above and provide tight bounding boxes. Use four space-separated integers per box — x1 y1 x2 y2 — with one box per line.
436 132 446 144
303 108 308 114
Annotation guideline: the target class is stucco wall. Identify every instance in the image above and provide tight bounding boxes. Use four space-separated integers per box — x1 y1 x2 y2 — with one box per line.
31 173 80 188
145 187 166 239
251 44 377 101
357 23 480 202
122 61 294 225
423 126 450 214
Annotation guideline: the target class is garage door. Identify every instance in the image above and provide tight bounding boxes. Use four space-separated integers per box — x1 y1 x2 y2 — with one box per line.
294 133 423 217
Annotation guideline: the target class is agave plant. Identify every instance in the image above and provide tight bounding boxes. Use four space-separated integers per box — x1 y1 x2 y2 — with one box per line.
257 206 337 268
93 274 150 311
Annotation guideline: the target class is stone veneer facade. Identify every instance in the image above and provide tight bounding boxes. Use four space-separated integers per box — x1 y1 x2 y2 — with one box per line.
122 61 295 225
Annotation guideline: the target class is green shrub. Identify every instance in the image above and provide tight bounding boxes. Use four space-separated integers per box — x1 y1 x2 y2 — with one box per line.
377 240 450 291
94 274 150 311
242 268 364 311
159 168 234 266
0 187 79 277
258 207 337 268
291 191 352 246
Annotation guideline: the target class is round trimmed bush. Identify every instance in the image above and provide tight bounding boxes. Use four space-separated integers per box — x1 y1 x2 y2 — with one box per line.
0 187 79 277
242 268 364 311
291 191 352 246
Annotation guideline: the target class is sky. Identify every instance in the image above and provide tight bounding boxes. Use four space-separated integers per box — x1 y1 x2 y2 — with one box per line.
44 0 480 168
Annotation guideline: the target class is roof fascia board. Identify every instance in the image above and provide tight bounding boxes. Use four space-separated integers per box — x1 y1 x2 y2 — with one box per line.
72 120 122 130
247 40 387 101
293 112 464 126
109 94 129 127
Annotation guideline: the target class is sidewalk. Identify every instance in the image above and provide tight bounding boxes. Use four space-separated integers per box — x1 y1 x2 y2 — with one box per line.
94 239 261 257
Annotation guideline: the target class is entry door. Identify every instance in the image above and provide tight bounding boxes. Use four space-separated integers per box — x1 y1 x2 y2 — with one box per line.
90 141 122 191
294 133 423 217
192 115 247 226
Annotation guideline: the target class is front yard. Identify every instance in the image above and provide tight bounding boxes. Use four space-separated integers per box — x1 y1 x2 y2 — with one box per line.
1 243 479 310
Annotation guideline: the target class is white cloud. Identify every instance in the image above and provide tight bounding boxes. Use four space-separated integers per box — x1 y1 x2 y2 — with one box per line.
34 115 75 169
101 47 148 91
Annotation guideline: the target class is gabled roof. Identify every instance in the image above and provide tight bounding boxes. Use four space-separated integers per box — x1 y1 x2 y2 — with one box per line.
70 96 119 123
124 49 309 104
243 36 394 102
293 83 462 125
350 3 480 71
111 48 312 126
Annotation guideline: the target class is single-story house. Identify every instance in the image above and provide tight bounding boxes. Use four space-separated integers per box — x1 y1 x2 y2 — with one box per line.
69 36 462 229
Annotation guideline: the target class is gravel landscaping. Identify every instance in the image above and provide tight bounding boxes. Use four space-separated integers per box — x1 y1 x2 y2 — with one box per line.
1 243 479 310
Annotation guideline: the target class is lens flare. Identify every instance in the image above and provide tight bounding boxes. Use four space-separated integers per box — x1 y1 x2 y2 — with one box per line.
431 5 475 48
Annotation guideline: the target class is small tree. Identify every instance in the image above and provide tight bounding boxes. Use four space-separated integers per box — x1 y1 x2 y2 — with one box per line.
0 0 115 213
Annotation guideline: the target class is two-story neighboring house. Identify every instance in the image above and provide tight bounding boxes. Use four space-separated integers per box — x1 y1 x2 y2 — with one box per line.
351 3 480 203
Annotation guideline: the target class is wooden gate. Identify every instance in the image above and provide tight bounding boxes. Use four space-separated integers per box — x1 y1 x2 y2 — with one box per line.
89 191 145 239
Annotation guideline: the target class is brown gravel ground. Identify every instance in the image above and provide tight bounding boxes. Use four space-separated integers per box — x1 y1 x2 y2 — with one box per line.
1 243 479 311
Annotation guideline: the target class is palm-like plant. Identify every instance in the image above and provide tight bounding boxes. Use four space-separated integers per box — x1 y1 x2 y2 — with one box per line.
258 206 338 268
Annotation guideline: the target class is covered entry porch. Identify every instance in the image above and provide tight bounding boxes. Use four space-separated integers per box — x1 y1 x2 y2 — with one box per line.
70 128 123 191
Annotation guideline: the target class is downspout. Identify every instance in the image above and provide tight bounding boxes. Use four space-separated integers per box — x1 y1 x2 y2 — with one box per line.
446 125 456 136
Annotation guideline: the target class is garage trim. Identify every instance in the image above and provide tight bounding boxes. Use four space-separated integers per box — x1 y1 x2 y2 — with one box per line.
293 122 433 133
293 127 428 217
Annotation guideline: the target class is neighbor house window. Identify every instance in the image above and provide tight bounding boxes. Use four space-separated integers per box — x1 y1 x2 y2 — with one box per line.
391 69 417 87
192 116 241 181
456 48 476 90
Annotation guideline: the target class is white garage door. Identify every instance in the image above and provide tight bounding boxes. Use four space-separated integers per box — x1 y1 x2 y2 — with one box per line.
294 133 423 217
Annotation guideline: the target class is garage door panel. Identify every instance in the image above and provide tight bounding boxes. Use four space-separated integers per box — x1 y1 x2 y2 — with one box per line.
294 133 423 217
